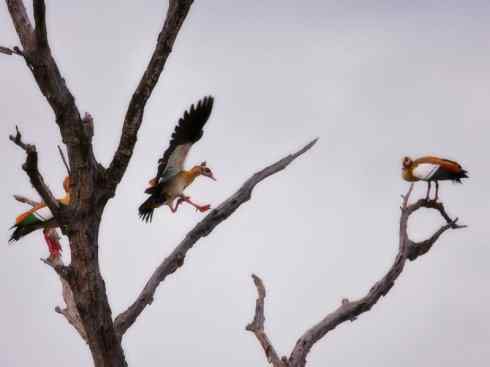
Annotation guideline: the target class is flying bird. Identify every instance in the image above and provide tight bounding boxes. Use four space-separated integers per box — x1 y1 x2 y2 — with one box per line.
9 176 72 258
402 156 468 200
139 96 216 222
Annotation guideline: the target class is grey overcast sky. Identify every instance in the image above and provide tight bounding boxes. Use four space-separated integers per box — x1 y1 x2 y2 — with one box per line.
1 1 489 366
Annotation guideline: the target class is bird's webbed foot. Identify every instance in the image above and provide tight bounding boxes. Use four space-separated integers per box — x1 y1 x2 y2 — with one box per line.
196 204 211 213
178 195 211 213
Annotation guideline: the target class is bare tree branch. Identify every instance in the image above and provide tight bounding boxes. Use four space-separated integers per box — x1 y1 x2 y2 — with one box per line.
6 0 88 162
5 0 34 49
407 202 466 261
33 0 48 48
57 145 71 175
13 194 40 206
0 45 23 55
6 1 194 365
113 139 318 337
0 45 14 55
106 0 194 191
55 270 88 343
286 188 466 367
9 126 61 217
246 274 287 367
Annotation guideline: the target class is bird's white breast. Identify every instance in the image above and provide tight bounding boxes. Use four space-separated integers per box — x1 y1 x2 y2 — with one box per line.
412 163 440 181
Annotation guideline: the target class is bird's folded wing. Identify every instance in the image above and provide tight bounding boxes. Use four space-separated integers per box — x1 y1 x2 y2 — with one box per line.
31 206 54 222
412 163 440 180
15 205 53 226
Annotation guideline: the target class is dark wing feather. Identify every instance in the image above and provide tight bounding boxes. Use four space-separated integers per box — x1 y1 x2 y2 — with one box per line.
155 96 214 179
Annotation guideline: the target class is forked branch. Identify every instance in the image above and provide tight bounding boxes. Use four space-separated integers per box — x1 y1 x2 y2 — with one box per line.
246 274 287 367
113 139 318 337
107 0 194 190
6 0 86 157
245 185 465 367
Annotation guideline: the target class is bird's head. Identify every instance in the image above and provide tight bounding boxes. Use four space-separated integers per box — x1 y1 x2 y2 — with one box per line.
197 161 216 181
402 156 413 169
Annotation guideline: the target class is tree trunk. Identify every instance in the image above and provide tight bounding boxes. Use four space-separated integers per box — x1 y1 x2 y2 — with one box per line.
68 215 127 367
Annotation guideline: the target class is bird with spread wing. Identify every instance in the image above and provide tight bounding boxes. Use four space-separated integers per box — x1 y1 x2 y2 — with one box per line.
402 156 468 201
139 96 216 222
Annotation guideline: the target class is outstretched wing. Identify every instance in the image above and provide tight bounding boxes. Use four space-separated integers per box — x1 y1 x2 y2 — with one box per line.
155 96 214 181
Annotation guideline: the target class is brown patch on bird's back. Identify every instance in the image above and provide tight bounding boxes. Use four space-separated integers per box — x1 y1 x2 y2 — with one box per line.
414 156 463 173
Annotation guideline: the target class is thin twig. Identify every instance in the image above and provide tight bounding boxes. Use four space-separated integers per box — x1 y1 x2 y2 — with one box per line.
0 46 13 55
113 139 318 338
13 194 40 207
0 45 23 55
57 145 71 175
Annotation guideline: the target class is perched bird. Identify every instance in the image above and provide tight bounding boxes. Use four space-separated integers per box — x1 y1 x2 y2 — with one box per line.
9 176 72 258
139 96 216 222
402 156 468 200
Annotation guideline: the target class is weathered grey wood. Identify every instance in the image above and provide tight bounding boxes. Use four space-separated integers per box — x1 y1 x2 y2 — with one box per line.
248 185 465 367
6 1 194 366
246 274 287 367
114 139 318 337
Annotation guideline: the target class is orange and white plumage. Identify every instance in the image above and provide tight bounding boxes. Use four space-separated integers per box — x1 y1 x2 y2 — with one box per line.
139 96 216 222
9 176 72 258
402 156 468 200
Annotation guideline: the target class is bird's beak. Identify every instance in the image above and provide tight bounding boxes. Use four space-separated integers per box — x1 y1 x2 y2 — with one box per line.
209 173 217 181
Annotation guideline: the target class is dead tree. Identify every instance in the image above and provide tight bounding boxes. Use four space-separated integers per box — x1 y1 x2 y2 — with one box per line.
3 2 465 366
246 185 465 367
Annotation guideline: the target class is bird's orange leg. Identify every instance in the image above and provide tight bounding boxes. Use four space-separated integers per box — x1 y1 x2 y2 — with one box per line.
178 195 210 212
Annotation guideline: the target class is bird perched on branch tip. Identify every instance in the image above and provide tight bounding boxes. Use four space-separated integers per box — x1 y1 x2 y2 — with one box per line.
402 156 468 201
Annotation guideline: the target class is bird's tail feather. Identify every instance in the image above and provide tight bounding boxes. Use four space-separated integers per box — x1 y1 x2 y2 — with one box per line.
139 196 161 223
454 169 469 183
9 223 39 243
